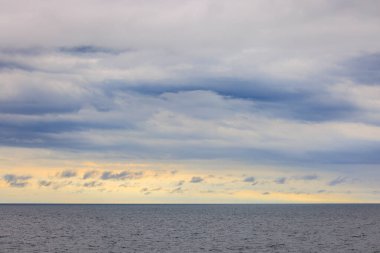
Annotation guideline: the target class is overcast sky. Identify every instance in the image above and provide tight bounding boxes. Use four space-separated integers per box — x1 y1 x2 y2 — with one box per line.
1 0 380 203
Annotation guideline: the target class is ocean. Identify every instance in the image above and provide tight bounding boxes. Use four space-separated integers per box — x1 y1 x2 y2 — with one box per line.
0 204 379 252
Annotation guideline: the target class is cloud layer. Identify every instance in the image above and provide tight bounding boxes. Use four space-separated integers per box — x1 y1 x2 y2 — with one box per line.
0 0 379 202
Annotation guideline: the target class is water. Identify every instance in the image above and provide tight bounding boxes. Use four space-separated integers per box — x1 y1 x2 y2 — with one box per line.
0 204 379 252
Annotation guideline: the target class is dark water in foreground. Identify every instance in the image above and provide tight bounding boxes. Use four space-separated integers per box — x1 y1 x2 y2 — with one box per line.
0 204 379 252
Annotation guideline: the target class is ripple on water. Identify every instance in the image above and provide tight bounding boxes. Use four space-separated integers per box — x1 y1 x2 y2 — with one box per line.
0 204 379 252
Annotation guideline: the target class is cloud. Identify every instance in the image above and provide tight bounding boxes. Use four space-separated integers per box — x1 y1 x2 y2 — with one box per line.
170 187 184 194
243 176 258 185
83 170 98 180
190 176 203 183
52 181 73 190
243 176 255 183
262 192 270 195
294 174 319 181
37 179 72 190
59 45 121 55
274 177 287 184
100 171 143 180
83 181 102 188
38 180 52 187
328 177 348 186
1 0 380 199
140 187 150 195
3 174 31 188
58 170 77 178
1 84 379 164
340 53 380 84
140 187 161 195
0 60 33 71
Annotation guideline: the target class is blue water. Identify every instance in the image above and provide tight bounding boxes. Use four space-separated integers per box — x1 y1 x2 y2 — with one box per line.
0 204 379 252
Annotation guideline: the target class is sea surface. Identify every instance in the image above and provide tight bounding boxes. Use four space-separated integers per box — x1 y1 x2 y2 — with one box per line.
0 204 379 252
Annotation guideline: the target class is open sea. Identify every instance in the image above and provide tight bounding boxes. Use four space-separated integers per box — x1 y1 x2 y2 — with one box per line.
0 204 379 252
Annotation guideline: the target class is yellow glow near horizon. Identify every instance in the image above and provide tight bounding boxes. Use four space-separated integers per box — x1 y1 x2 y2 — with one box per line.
0 148 379 203
0 160 378 203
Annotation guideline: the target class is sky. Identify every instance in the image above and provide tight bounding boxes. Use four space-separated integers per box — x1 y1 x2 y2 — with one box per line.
1 0 380 203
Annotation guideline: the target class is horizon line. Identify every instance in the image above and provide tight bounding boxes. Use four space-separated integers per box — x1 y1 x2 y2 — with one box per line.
1 203 379 205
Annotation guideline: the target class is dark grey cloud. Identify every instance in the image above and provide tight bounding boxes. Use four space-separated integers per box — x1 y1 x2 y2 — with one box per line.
140 187 150 195
58 170 77 178
83 171 98 180
127 77 301 102
38 179 74 189
1 116 380 165
341 53 380 84
328 177 348 186
124 77 357 122
0 60 34 71
274 177 287 184
3 174 31 188
100 171 143 181
170 187 184 194
140 187 161 195
52 181 73 190
38 180 52 187
243 176 255 183
243 176 258 185
59 45 122 55
308 145 380 164
0 91 83 115
294 174 319 181
262 192 270 195
83 181 102 188
0 47 46 56
190 176 203 183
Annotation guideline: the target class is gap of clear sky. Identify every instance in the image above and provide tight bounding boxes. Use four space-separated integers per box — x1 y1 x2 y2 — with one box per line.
1 0 380 203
